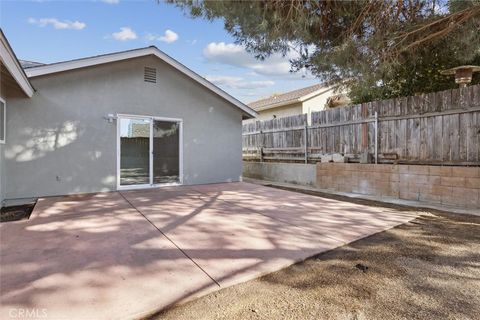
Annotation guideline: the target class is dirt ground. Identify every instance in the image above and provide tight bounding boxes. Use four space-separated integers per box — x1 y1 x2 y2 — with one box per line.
151 204 480 320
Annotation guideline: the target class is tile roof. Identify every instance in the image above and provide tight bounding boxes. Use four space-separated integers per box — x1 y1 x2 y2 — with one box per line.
248 83 327 110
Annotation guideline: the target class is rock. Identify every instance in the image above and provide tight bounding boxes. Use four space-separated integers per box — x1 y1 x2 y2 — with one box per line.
355 263 369 273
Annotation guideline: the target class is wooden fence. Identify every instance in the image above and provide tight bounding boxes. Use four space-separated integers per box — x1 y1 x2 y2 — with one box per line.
243 84 480 165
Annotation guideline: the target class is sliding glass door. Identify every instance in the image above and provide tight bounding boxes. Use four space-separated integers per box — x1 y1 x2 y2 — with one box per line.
118 115 182 189
119 117 151 187
152 120 180 184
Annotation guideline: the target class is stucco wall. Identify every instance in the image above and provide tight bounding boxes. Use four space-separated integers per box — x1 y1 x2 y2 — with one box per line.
253 87 349 124
255 102 303 121
5 55 244 199
0 90 5 206
0 133 3 206
302 91 330 124
302 87 349 124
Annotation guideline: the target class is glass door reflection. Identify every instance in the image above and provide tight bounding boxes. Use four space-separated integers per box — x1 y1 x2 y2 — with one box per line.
119 117 151 186
152 120 180 184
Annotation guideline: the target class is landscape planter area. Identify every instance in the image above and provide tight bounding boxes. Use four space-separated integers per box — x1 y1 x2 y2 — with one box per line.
0 203 36 223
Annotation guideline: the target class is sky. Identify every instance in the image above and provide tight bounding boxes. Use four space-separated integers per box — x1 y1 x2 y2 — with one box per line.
0 0 319 103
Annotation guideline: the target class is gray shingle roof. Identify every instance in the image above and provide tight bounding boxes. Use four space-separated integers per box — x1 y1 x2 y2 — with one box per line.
19 60 45 69
248 83 327 110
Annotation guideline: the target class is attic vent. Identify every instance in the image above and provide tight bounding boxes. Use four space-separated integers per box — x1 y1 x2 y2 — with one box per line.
144 67 157 83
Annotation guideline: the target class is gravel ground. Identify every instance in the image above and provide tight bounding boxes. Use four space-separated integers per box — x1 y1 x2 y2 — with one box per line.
150 207 480 320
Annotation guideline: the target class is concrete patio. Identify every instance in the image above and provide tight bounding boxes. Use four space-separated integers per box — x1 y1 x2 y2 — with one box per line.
0 182 418 319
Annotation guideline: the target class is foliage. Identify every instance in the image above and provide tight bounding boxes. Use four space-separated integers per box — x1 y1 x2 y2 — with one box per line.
349 38 480 103
168 0 480 103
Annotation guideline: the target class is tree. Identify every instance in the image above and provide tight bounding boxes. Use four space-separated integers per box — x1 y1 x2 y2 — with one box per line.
168 0 480 103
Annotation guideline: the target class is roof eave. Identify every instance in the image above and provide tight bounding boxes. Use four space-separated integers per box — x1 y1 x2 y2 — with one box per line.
0 29 34 97
25 46 257 119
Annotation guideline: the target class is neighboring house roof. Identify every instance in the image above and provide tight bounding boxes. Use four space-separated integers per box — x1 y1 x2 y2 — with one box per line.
249 83 335 111
0 29 34 97
24 46 258 119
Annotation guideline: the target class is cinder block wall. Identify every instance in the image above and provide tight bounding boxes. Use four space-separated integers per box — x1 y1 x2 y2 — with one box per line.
316 163 480 209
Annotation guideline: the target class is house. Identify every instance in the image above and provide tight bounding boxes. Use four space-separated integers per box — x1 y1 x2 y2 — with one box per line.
0 30 35 206
248 83 350 123
0 29 257 206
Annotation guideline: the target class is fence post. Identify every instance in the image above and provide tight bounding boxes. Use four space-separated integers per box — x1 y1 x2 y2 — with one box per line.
374 111 378 164
304 124 308 164
260 129 264 162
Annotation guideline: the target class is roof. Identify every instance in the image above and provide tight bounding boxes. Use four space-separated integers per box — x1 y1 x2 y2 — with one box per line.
0 29 34 97
19 60 45 69
248 83 335 111
24 46 258 119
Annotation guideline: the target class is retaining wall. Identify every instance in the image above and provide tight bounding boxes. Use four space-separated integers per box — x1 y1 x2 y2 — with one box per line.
317 163 480 209
242 161 480 209
243 162 316 187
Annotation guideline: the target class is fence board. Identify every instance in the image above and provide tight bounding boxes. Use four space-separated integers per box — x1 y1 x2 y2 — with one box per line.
243 84 480 165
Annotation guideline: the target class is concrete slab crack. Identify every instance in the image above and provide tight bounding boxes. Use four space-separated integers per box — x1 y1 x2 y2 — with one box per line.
118 191 221 288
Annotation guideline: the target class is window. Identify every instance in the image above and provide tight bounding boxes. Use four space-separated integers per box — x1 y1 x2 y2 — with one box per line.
0 98 5 144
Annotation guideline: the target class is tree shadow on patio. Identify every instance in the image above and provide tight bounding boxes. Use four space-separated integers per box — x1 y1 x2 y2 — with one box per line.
0 183 424 319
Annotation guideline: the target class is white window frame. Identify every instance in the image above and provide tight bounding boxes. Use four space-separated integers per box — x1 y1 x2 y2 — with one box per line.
116 113 184 190
0 97 5 144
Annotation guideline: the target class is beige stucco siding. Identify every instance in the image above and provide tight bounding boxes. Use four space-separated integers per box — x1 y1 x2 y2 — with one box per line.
255 102 303 120
302 92 329 113
0 91 4 205
303 87 350 123
252 87 348 123
5 55 244 199
302 91 331 123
